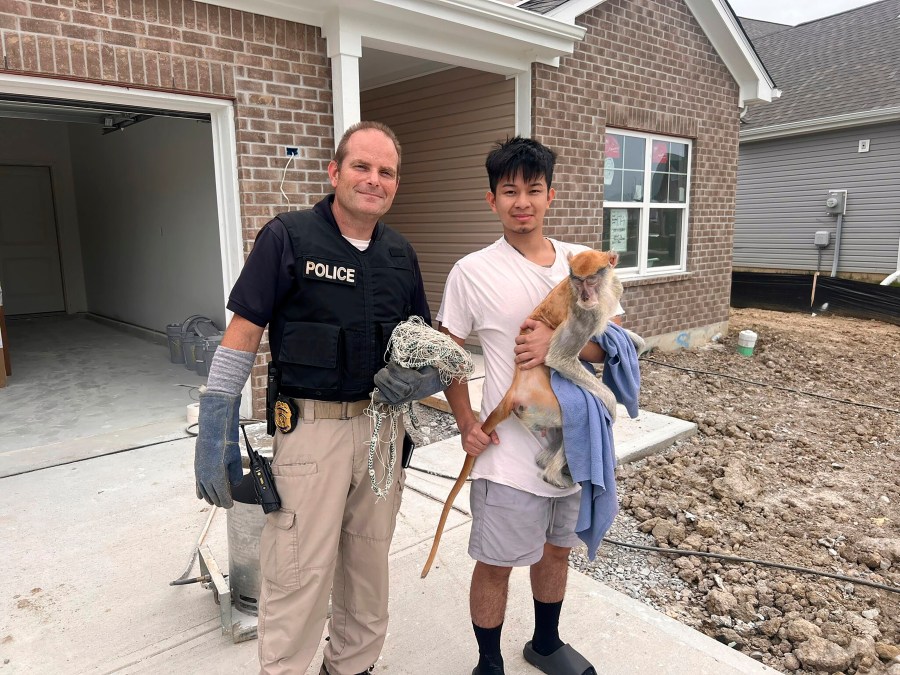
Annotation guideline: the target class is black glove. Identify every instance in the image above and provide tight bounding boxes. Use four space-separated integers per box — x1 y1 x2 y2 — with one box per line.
373 363 444 406
194 391 243 508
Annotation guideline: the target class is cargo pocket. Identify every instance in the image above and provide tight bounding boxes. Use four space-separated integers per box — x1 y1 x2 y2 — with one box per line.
481 483 544 564
259 509 300 590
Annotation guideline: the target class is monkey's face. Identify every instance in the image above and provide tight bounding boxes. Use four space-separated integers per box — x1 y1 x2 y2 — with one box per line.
568 249 618 309
485 174 555 236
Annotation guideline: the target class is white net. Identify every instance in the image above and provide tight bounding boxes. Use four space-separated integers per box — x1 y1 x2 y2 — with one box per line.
366 317 474 499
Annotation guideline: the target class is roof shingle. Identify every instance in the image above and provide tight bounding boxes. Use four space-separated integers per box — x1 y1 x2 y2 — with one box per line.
742 0 900 130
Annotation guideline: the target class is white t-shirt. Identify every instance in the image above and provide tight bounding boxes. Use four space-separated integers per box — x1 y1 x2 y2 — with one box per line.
437 237 616 497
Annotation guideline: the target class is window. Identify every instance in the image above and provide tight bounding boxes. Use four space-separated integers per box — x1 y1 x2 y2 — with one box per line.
601 129 691 275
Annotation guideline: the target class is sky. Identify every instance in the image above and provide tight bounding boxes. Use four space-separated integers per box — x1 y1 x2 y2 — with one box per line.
728 0 881 25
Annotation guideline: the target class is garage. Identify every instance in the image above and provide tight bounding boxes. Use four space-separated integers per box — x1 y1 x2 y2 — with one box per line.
0 81 243 466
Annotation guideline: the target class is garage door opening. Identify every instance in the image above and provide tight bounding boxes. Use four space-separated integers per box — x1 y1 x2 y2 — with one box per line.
0 93 234 464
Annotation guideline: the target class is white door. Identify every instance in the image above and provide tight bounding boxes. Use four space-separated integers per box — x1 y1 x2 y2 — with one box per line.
0 165 65 315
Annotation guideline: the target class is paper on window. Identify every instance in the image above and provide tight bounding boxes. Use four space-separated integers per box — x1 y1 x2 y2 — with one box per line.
609 209 628 252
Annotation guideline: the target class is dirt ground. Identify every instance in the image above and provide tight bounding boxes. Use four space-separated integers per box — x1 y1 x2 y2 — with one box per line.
410 307 900 674
618 307 900 674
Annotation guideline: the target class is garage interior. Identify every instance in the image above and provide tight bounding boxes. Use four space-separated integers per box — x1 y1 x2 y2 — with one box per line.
0 96 225 459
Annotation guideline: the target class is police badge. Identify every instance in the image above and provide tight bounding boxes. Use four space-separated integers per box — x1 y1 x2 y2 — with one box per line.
274 395 299 434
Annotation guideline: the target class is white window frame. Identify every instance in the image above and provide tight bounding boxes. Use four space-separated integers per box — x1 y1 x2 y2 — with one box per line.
602 128 692 277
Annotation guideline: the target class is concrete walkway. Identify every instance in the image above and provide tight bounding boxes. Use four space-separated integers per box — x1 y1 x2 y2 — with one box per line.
0 402 774 675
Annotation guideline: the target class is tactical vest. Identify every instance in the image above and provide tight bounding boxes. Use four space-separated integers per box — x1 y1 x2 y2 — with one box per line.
269 208 415 401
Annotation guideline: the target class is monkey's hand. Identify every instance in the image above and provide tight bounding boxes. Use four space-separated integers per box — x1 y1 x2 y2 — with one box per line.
514 319 553 369
373 363 444 406
459 418 499 457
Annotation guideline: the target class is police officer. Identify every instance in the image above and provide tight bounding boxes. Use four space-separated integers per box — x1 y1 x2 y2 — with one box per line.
194 121 434 675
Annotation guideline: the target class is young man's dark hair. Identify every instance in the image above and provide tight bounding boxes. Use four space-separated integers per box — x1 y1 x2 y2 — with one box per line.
484 136 557 193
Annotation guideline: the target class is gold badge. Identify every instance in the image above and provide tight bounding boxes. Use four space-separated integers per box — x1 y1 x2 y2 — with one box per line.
274 400 294 434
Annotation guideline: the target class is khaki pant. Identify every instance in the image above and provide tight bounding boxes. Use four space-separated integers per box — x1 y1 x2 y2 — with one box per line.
258 400 405 675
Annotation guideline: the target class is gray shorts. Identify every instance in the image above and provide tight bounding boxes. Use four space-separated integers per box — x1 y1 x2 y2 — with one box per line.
468 479 582 567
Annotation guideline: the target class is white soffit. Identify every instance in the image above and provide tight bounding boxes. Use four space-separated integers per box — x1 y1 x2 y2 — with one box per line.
683 0 778 105
206 0 584 70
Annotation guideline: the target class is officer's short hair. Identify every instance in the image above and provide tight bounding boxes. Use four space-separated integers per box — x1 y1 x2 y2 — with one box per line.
334 121 402 174
485 136 556 194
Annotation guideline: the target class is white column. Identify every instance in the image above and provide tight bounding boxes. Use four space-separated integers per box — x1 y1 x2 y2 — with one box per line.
324 16 362 148
514 70 532 137
331 52 361 145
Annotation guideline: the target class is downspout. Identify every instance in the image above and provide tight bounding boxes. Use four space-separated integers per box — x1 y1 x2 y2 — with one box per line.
830 212 844 278
880 236 900 286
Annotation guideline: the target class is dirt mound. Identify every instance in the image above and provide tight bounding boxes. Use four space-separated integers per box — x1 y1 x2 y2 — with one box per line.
612 307 900 674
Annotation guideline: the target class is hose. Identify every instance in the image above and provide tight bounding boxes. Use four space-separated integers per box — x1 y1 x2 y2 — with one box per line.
640 358 900 415
600 538 900 595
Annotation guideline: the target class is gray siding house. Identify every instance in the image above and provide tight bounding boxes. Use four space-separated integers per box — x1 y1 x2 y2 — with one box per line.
736 1 900 282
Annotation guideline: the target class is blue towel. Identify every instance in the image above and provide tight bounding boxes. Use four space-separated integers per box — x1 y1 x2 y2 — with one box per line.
550 322 642 560
596 322 641 419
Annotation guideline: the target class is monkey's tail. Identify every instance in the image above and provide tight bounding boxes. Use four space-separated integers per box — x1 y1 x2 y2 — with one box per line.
420 407 509 578
420 453 475 578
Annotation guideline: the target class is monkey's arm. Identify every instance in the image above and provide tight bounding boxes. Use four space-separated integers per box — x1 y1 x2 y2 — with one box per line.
516 319 611 367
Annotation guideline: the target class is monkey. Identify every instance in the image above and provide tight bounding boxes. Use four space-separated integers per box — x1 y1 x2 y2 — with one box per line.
421 248 623 578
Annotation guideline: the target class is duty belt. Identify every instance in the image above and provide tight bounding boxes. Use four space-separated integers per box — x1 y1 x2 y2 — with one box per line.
292 399 369 420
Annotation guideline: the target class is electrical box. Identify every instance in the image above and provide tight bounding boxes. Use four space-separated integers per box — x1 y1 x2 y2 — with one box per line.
814 231 830 247
825 190 847 215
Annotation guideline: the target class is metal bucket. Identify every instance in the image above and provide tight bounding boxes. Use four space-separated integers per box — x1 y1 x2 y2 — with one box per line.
226 447 273 616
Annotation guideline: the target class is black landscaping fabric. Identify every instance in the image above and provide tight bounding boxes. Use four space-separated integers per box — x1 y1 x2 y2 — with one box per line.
731 272 900 326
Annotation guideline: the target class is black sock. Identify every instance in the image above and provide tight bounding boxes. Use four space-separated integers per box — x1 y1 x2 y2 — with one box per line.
531 598 564 656
473 621 504 664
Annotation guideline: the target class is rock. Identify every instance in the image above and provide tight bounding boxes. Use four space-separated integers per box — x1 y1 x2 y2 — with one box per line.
786 618 822 643
706 589 738 615
875 642 900 661
695 519 719 537
847 613 882 641
857 537 900 563
711 463 760 504
668 524 687 545
794 636 852 673
758 617 782 637
887 663 900 675
861 608 880 620
651 519 673 545
782 653 800 670
847 637 879 669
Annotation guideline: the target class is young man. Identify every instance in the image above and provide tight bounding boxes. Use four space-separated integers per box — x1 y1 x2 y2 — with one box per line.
437 137 614 675
194 121 433 675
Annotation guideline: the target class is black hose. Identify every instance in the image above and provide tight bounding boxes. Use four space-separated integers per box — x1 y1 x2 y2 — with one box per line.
601 538 900 595
640 357 900 415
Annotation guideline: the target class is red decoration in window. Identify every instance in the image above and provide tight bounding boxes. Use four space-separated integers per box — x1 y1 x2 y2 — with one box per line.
652 141 668 169
606 134 621 159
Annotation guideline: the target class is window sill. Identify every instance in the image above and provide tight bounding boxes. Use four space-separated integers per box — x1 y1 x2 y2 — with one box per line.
619 271 693 287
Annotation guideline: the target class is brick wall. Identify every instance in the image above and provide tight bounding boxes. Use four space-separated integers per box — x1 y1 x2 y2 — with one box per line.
1 0 334 414
533 0 741 340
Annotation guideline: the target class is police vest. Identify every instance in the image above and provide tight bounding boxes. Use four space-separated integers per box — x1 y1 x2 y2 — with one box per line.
269 208 415 401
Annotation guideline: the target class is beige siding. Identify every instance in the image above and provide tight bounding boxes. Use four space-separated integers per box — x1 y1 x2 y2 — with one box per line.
361 68 515 318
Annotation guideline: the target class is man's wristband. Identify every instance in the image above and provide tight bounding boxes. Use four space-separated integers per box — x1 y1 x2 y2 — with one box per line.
205 346 255 395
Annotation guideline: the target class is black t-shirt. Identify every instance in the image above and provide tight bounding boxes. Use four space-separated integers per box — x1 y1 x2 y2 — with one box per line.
226 196 431 328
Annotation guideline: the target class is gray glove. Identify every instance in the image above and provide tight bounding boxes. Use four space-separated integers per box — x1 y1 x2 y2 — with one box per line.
194 391 243 508
373 363 444 406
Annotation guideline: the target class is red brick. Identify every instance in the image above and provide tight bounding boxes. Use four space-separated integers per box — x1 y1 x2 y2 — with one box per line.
30 4 71 21
99 42 115 79
19 17 62 35
69 39 87 76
